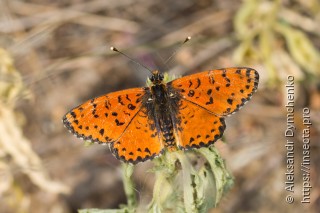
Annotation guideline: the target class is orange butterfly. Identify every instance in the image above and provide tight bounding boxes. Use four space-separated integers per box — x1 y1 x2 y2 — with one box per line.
63 67 259 163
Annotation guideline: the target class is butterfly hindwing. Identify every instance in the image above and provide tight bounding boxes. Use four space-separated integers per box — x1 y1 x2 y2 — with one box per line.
63 88 147 143
173 99 226 149
110 106 164 163
169 67 259 116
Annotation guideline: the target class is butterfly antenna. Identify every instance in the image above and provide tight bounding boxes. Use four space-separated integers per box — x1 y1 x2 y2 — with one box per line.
110 47 153 74
164 36 191 65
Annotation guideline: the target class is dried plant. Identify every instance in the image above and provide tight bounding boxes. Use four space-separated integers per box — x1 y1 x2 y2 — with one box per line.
0 48 69 212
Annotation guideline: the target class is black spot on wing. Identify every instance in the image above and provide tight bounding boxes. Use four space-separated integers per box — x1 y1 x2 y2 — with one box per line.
205 97 214 105
105 100 111 109
99 129 104 136
209 76 215 84
70 112 76 118
118 96 124 105
128 104 136 110
136 97 142 104
126 94 131 101
207 89 212 95
188 90 195 97
195 78 201 89
145 148 151 155
115 119 125 126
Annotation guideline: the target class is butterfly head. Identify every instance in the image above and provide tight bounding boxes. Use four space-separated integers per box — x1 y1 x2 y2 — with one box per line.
149 70 164 85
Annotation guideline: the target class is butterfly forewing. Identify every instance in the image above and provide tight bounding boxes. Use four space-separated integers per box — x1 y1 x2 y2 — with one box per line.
63 88 146 143
169 67 259 116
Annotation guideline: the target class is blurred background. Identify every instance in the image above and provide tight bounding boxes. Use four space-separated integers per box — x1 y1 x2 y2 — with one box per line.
0 0 319 212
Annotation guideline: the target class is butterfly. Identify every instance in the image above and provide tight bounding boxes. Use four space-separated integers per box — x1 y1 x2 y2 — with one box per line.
63 67 259 164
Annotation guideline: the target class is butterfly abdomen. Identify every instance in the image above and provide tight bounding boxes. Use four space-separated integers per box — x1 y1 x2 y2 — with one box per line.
159 116 177 151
